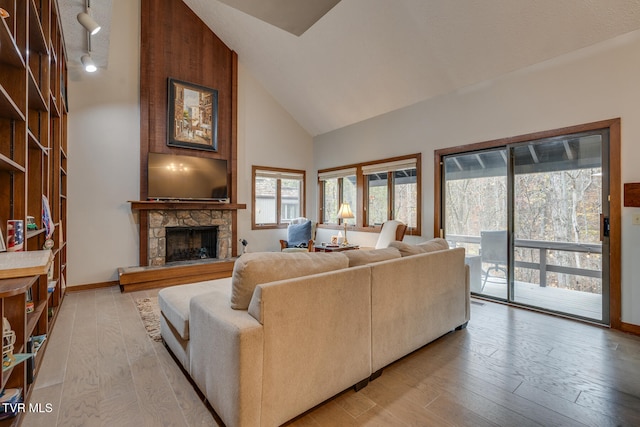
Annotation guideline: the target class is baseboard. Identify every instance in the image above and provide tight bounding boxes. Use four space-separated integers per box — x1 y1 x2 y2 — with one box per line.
66 281 119 292
620 322 640 336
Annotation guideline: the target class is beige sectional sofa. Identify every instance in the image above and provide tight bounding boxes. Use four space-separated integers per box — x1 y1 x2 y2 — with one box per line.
158 240 469 427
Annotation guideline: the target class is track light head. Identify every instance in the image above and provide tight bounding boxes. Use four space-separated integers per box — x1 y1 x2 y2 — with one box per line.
77 11 101 35
81 54 97 73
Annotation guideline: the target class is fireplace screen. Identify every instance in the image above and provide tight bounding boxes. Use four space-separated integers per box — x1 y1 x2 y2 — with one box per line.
165 226 218 263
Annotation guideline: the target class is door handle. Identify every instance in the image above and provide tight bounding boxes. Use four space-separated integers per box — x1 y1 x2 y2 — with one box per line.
600 214 610 240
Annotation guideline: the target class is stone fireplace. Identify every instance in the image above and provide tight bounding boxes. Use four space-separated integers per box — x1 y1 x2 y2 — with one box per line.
147 209 232 266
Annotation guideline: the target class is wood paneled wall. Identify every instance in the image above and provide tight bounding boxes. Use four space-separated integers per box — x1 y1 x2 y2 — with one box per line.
138 0 239 263
140 0 238 202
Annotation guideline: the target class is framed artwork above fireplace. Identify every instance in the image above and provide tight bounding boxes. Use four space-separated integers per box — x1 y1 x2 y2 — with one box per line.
167 78 219 152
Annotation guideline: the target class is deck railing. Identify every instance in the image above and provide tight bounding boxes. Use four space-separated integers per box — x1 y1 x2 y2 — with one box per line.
446 234 602 287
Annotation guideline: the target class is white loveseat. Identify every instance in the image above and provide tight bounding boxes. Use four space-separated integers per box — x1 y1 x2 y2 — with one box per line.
158 240 469 427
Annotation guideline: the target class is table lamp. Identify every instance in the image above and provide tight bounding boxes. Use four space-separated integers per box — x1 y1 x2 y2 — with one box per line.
337 202 354 245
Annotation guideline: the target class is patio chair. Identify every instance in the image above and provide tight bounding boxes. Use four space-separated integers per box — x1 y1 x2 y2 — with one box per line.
480 230 508 290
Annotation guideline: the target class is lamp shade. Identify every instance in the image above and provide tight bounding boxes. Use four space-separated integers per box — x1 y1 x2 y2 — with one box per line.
77 11 101 35
81 54 97 72
337 202 354 219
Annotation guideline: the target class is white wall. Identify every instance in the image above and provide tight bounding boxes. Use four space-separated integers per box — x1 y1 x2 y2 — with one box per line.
67 0 141 286
314 30 640 326
67 1 313 285
66 2 639 325
236 64 315 253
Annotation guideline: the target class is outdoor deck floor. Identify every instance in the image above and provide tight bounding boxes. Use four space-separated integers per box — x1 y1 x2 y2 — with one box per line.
477 278 603 321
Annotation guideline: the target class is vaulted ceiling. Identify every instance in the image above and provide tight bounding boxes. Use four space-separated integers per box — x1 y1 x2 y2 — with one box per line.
61 0 640 137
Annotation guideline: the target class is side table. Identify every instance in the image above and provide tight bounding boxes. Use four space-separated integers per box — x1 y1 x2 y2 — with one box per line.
314 244 360 252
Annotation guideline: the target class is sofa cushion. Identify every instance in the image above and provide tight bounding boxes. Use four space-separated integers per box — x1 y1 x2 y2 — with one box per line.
230 251 349 310
158 278 231 340
343 247 401 267
417 238 450 252
286 220 312 247
388 238 449 257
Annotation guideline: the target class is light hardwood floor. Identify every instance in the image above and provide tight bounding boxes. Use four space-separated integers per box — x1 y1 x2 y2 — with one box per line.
24 287 640 426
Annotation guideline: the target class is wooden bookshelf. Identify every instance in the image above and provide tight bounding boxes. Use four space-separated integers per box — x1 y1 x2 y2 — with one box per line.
0 0 67 424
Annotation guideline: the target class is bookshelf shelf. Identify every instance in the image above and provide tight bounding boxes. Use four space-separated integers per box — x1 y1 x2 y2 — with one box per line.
0 18 24 69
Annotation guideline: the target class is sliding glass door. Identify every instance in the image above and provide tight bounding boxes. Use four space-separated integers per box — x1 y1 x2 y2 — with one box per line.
511 132 608 321
441 130 610 324
443 148 508 299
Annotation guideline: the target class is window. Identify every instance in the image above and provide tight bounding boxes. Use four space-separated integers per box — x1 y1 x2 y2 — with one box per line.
254 174 277 224
318 154 421 233
318 168 357 226
281 178 302 221
253 166 305 228
366 173 388 226
362 158 419 228
393 168 418 227
322 178 339 224
342 175 357 225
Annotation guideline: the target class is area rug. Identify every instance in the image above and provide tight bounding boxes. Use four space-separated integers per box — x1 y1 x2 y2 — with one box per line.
135 297 162 342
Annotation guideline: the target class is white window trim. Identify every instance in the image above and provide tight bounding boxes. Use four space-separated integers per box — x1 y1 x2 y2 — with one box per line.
318 168 357 181
362 159 417 175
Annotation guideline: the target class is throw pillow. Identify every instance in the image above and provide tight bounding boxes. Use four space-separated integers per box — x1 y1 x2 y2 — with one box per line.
287 220 312 247
417 238 449 252
388 241 423 257
388 238 449 257
230 251 349 310
343 247 401 267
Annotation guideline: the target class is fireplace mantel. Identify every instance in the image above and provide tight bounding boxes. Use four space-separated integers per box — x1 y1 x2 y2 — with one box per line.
129 201 247 211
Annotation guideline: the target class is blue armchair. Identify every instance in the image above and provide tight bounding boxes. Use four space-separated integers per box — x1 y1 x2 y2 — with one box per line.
279 218 316 252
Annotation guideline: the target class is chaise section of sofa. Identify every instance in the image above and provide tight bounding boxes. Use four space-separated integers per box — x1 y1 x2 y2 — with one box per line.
158 278 232 371
189 290 265 427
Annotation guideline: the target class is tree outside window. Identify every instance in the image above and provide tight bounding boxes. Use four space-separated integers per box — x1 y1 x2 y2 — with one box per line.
323 178 338 224
393 168 417 228
367 173 388 226
342 176 357 225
